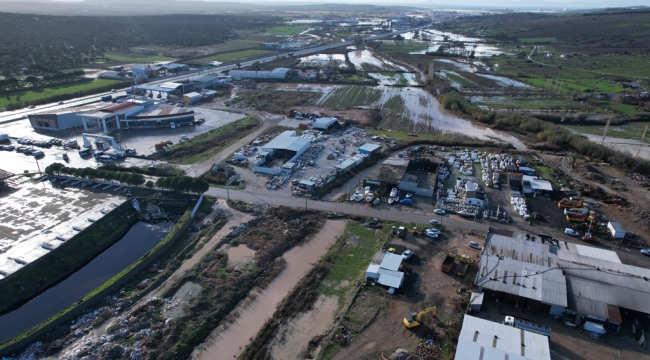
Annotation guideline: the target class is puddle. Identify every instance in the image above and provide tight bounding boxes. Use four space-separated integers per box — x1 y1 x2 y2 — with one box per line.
164 281 202 319
227 244 255 268
192 220 347 360
270 295 339 360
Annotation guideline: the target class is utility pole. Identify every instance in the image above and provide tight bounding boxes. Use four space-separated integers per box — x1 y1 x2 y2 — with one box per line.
636 124 648 158
35 158 42 176
305 196 308 210
602 117 611 144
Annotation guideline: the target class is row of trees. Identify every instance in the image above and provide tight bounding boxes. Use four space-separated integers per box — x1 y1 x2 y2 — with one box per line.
155 176 209 195
438 91 650 175
44 163 146 186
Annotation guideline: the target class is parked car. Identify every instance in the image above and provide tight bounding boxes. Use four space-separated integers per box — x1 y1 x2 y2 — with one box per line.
564 228 579 236
32 150 44 157
426 229 439 238
429 219 441 226
433 209 445 215
469 241 482 250
402 249 414 261
126 148 137 155
111 89 117 92
641 249 650 256
57 101 64 105
28 105 35 109
582 233 596 242
180 135 189 140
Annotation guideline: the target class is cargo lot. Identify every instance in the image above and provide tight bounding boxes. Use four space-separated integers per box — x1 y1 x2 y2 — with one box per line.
0 106 244 175
0 177 126 278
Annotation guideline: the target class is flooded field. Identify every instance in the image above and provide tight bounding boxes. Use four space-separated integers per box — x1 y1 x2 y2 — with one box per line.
0 221 173 344
298 54 346 69
396 29 511 57
0 179 126 277
270 295 338 359
348 49 407 72
299 84 526 149
435 59 531 88
192 219 346 360
368 72 419 86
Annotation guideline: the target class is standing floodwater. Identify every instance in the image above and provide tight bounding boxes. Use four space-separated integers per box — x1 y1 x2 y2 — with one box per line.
0 222 173 344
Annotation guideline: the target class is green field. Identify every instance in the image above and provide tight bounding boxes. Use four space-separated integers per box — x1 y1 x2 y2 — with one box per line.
105 53 177 63
264 25 309 35
564 121 650 141
518 37 559 43
199 49 273 63
380 41 430 54
0 79 126 108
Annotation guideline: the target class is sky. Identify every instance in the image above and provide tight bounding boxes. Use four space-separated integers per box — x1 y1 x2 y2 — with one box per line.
235 0 648 8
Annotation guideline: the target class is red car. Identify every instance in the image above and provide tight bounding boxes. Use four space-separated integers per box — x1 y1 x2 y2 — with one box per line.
581 233 596 242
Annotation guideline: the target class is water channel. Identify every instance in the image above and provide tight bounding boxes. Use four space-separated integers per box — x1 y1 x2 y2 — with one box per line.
0 221 173 344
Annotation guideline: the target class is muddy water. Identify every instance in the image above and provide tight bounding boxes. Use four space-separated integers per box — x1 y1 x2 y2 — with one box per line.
192 220 346 360
271 295 339 360
226 244 255 268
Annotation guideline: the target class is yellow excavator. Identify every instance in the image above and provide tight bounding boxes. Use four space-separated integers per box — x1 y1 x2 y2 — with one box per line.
403 307 437 328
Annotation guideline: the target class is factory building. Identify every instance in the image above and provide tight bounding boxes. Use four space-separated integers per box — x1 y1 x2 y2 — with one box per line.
229 68 291 80
254 131 312 175
312 117 339 130
358 143 381 156
183 92 203 104
190 75 220 90
364 156 438 197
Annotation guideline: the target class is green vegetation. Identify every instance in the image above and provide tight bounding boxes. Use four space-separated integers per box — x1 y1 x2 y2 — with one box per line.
155 176 210 194
317 85 383 110
0 79 128 110
517 37 559 43
438 91 650 175
380 41 430 54
227 89 317 114
0 202 138 313
533 165 561 187
200 49 273 63
263 25 309 35
151 116 261 164
564 121 650 141
44 163 146 186
0 208 192 352
105 53 177 63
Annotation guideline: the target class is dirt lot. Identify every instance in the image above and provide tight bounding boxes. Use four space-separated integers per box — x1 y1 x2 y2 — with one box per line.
325 228 483 359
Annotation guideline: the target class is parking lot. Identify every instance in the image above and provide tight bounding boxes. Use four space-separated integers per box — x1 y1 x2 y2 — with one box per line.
0 106 245 175
0 177 126 278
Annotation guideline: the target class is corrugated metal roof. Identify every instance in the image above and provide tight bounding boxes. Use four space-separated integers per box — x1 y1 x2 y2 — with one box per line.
571 245 621 263
262 130 311 152
191 75 219 83
455 315 550 360
379 252 402 271
377 268 403 288
358 143 381 152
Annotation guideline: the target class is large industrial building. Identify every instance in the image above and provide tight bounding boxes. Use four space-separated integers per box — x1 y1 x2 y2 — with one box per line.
229 68 291 80
473 231 650 335
131 63 189 78
27 103 107 131
455 315 551 360
189 75 231 89
364 156 438 197
254 131 312 175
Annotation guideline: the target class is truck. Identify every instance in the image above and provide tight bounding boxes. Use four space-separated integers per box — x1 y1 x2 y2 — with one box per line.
504 316 551 337
558 198 583 209
396 226 406 238
607 221 625 239
455 255 473 276
441 254 455 273
101 95 112 102
566 213 588 222
563 208 588 215
0 134 9 142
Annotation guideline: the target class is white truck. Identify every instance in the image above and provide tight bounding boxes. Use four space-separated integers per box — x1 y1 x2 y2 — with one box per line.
504 316 551 337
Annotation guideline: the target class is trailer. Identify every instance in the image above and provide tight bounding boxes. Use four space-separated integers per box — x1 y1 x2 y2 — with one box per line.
504 316 551 337
566 213 588 222
441 254 455 273
607 221 625 239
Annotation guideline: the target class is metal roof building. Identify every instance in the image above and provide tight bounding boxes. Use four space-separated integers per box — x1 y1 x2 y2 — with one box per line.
380 252 403 271
358 143 381 155
455 315 551 360
312 117 338 130
366 251 405 289
269 68 291 79
365 156 409 187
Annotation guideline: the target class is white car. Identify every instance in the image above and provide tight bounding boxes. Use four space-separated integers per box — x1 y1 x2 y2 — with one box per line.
402 249 414 261
564 228 579 236
426 229 439 238
434 209 445 215
641 249 650 256
469 241 482 250
429 219 441 226
180 135 189 140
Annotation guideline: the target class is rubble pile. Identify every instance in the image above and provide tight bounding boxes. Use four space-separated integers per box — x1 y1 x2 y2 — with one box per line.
414 342 441 360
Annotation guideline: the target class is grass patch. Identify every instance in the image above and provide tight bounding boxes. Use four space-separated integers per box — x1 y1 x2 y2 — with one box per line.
518 37 559 43
150 116 261 164
199 49 273 63
533 165 560 187
105 53 177 63
0 79 128 108
264 25 309 35
380 41 430 54
563 121 650 141
227 89 317 114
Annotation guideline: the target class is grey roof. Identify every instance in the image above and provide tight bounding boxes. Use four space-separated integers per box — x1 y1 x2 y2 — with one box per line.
313 117 338 126
455 315 551 360
358 143 381 152
377 268 404 288
366 156 409 185
566 277 622 322
270 67 291 75
262 131 311 152
191 75 219 83
380 252 402 272
476 233 567 307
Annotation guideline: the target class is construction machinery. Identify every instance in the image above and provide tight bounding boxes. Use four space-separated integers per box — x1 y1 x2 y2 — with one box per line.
404 307 437 328
455 255 474 276
441 254 455 273
558 198 583 209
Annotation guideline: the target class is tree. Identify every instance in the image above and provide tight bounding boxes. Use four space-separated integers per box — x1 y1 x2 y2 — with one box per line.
129 173 145 187
191 178 209 194
44 162 65 175
24 76 39 86
145 180 154 189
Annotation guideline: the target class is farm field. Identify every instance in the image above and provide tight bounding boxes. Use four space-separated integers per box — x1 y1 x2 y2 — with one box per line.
263 25 309 35
198 49 274 64
105 53 177 63
0 79 126 108
564 121 650 142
